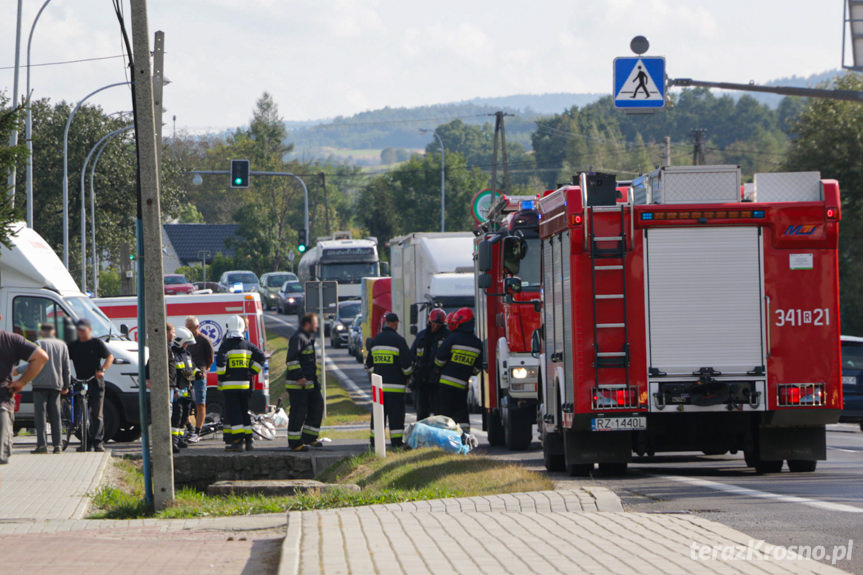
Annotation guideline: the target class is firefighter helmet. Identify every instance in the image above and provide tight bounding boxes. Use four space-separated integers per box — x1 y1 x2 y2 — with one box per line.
445 312 456 331
428 308 446 324
172 326 194 347
226 315 246 335
451 307 474 330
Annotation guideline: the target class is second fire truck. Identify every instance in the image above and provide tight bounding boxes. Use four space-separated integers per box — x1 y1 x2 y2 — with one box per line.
527 166 841 475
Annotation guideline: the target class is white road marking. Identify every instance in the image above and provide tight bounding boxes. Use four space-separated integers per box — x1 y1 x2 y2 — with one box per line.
265 312 372 404
827 447 861 454
666 475 863 514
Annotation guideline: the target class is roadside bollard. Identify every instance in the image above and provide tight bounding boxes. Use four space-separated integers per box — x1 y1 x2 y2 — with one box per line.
371 374 386 457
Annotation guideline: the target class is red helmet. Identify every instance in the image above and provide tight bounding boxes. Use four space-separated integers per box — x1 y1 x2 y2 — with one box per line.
451 307 474 330
428 308 446 324
445 312 456 330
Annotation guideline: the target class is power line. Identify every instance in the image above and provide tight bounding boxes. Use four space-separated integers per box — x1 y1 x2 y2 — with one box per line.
0 54 126 71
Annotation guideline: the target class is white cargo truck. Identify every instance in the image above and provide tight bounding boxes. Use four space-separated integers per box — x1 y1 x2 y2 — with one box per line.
388 232 476 341
1 223 145 442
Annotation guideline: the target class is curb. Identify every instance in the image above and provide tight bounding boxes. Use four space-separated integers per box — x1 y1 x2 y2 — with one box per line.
589 486 624 512
74 451 112 519
278 511 302 575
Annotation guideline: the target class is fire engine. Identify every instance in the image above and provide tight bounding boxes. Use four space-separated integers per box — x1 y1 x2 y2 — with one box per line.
530 167 841 475
474 195 544 450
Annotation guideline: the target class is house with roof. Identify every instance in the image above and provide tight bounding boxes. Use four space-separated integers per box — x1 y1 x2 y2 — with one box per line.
161 223 240 274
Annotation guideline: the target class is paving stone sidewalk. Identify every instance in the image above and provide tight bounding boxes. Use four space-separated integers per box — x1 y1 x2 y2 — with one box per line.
0 448 109 520
280 490 854 575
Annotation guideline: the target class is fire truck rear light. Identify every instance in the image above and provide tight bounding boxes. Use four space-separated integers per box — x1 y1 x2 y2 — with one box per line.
592 386 639 409
753 210 765 218
641 213 654 221
826 207 837 219
777 383 825 407
570 214 583 225
643 210 766 222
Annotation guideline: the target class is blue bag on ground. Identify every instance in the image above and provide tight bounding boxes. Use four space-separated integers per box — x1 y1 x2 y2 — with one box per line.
405 415 473 454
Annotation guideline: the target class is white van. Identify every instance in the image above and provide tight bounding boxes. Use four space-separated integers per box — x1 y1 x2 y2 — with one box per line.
1 223 144 442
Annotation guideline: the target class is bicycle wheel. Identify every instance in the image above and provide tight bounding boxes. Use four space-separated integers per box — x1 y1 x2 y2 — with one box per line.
252 421 276 441
61 397 72 451
75 399 88 452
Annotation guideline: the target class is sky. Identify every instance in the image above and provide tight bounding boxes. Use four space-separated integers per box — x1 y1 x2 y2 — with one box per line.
0 1 850 133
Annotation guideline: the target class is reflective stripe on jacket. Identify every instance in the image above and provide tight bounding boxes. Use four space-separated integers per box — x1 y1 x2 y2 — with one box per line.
285 329 317 389
216 336 265 391
365 326 413 391
435 330 483 390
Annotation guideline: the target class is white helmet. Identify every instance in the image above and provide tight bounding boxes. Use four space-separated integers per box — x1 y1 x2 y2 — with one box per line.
173 326 194 347
226 315 246 335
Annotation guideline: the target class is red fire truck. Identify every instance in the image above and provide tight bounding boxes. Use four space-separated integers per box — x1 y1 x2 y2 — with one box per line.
532 167 841 475
475 195 544 449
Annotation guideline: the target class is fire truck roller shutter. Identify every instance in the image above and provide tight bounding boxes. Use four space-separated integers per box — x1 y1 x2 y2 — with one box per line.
645 227 765 376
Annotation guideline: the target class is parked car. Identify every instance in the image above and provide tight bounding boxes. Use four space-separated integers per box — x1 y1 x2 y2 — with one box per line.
277 281 305 315
260 272 298 311
193 281 221 294
330 300 361 348
347 314 363 359
164 274 195 295
840 335 863 431
218 270 260 293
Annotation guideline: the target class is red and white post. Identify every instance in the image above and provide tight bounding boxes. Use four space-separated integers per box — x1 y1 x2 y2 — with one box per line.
371 374 386 457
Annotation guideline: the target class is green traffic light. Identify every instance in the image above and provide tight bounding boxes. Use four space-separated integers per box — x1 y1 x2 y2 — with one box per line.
298 245 306 253
234 177 243 185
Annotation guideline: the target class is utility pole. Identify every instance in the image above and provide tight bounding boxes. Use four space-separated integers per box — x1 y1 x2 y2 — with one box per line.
319 172 331 236
489 111 513 200
664 136 672 167
7 0 23 206
690 129 707 166
152 31 165 174
130 2 173 510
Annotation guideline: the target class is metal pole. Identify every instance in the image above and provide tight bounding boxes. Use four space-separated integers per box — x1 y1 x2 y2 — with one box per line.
90 125 134 295
189 169 309 247
130 0 173 510
62 82 130 268
25 0 52 228
80 125 133 291
319 281 327 420
7 0 23 204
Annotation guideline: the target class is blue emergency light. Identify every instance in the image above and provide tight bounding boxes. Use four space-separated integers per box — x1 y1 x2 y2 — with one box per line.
520 200 535 211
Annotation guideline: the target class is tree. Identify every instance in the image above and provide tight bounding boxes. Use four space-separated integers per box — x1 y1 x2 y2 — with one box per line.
784 73 863 332
0 94 26 245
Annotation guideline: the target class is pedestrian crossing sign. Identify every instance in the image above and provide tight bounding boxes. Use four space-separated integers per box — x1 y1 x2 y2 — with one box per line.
613 56 665 109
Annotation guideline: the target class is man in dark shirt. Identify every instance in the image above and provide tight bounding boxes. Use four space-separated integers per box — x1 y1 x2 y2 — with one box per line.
0 317 49 463
185 316 214 441
68 318 114 452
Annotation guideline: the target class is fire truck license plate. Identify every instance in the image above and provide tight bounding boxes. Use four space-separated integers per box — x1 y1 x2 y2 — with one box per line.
591 417 646 431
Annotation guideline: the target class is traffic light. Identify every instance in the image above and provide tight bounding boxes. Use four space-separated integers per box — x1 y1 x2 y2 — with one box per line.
230 159 250 188
297 228 307 253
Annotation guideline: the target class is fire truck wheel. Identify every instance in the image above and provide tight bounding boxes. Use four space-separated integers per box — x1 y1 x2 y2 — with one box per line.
598 462 628 476
786 459 817 472
504 407 533 451
567 463 593 477
487 410 505 447
542 433 565 472
754 460 783 474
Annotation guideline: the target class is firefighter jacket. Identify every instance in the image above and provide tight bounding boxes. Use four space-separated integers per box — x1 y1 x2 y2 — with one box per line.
285 329 317 390
434 328 483 390
365 326 413 393
171 344 196 392
216 336 265 391
411 326 449 380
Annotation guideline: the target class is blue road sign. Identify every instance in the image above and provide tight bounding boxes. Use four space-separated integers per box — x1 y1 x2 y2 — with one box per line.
614 57 666 109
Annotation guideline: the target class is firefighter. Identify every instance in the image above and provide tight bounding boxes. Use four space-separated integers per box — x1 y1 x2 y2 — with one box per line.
445 312 456 332
285 313 324 452
434 307 483 433
410 308 449 420
170 326 197 451
216 315 266 452
365 312 413 447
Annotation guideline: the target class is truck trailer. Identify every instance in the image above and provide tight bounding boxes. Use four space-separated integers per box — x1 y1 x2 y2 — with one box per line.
534 168 841 475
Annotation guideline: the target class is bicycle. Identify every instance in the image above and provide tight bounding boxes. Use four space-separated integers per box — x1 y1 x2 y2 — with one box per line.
61 376 93 452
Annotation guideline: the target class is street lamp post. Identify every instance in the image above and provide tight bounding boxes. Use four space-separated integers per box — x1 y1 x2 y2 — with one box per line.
79 124 133 292
25 0 53 228
190 169 310 245
62 81 130 269
87 124 135 295
7 0 23 205
420 129 445 232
